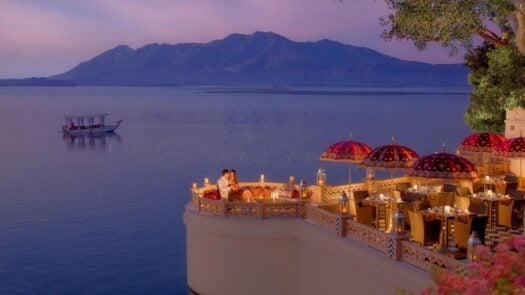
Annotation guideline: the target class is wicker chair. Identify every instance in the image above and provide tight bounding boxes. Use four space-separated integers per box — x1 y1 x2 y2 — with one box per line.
456 186 472 197
355 204 374 227
454 215 488 249
455 196 470 211
428 192 455 208
468 202 488 215
408 211 441 246
497 199 515 228
442 183 457 194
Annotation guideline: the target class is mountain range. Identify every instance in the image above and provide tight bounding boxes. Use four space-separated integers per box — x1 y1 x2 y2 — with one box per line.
33 32 471 87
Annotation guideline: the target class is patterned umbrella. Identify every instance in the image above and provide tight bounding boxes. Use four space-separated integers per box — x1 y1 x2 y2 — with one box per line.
493 137 525 158
407 152 478 180
458 133 506 153
362 144 420 170
493 137 525 177
361 141 420 233
408 149 478 253
320 135 372 195
320 140 373 163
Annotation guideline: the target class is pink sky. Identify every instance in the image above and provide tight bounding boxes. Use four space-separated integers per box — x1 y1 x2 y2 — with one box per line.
0 0 465 79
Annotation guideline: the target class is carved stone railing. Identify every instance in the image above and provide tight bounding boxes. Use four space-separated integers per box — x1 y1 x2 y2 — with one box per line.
191 195 303 219
303 204 345 236
320 183 367 203
368 177 410 195
344 218 391 254
190 181 468 275
400 240 465 273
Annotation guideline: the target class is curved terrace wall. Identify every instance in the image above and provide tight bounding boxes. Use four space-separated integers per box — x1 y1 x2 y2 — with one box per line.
184 203 433 295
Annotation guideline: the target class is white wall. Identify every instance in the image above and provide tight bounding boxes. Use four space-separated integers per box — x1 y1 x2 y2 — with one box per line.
184 204 433 295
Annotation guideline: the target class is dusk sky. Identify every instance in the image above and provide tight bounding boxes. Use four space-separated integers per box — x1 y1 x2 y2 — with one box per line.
0 0 465 79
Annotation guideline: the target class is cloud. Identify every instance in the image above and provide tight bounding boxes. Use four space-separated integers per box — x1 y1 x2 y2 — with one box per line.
0 0 464 78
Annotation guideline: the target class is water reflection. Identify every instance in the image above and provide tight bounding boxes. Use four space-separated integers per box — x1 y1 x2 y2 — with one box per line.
63 132 122 151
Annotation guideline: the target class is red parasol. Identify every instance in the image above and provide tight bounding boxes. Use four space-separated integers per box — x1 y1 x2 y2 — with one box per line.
320 135 372 195
492 137 525 158
408 152 478 180
408 148 478 253
362 141 420 233
320 140 373 163
493 137 525 177
458 133 506 153
362 144 420 170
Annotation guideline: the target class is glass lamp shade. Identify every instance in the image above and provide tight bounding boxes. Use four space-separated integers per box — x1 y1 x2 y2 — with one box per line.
317 168 327 185
467 232 483 261
300 179 308 198
339 192 350 214
392 209 406 235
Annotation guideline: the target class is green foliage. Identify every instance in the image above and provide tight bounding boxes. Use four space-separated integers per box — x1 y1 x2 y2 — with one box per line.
465 44 525 132
381 0 486 54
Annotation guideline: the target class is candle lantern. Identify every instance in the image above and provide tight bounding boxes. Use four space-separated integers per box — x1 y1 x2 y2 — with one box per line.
391 209 406 235
367 168 375 180
192 182 197 189
300 179 309 199
316 168 327 186
204 178 210 187
467 232 483 261
339 191 350 215
260 174 265 185
271 189 279 202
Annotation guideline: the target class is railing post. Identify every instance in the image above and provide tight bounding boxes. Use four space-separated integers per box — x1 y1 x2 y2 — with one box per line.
387 233 409 261
257 201 264 219
338 215 351 237
220 200 227 217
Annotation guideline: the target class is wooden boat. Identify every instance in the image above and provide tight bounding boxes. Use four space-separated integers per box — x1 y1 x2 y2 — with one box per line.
62 113 122 135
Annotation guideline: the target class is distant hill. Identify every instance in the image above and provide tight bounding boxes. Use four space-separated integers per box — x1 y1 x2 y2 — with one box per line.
0 77 76 87
52 32 469 87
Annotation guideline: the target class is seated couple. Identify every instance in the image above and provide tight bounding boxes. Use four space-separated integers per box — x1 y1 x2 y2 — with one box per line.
217 169 256 202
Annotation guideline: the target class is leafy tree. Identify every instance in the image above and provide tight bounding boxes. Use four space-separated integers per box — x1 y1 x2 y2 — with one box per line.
380 0 525 55
465 43 525 132
378 0 525 132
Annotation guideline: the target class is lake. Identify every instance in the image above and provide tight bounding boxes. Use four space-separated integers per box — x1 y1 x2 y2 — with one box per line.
0 86 471 294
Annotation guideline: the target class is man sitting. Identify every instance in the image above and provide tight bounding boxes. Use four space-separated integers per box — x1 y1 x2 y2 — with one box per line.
217 169 231 201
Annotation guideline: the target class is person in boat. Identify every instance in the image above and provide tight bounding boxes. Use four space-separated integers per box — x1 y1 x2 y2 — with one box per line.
216 169 231 200
228 169 255 202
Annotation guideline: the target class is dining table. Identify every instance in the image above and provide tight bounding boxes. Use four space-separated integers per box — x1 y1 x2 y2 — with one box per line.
471 193 502 229
420 207 476 247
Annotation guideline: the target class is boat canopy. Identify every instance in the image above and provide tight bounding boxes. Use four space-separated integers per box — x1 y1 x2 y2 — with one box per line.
65 113 109 125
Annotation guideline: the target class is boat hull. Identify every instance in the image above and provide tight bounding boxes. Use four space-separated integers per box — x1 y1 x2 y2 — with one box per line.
63 123 121 135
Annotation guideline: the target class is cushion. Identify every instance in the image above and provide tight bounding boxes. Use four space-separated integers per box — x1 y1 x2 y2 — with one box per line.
203 190 221 200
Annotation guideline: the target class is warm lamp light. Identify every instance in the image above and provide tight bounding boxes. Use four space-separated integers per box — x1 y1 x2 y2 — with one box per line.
391 208 406 235
204 178 210 187
339 192 350 215
467 232 483 261
260 174 265 184
300 179 308 199
317 168 326 186
192 182 197 189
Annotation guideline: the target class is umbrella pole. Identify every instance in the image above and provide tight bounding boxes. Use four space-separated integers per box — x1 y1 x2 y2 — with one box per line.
348 163 352 197
386 170 394 233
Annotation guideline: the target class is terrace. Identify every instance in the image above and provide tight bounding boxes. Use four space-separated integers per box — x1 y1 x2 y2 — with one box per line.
189 167 523 276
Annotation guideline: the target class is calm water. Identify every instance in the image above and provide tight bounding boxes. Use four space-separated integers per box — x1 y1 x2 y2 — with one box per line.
0 86 471 294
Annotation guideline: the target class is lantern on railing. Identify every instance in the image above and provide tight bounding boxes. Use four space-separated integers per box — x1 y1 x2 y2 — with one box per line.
271 189 279 202
391 208 406 235
367 168 375 180
300 179 308 199
339 191 350 215
317 168 326 186
467 232 483 261
204 178 210 188
260 174 265 185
